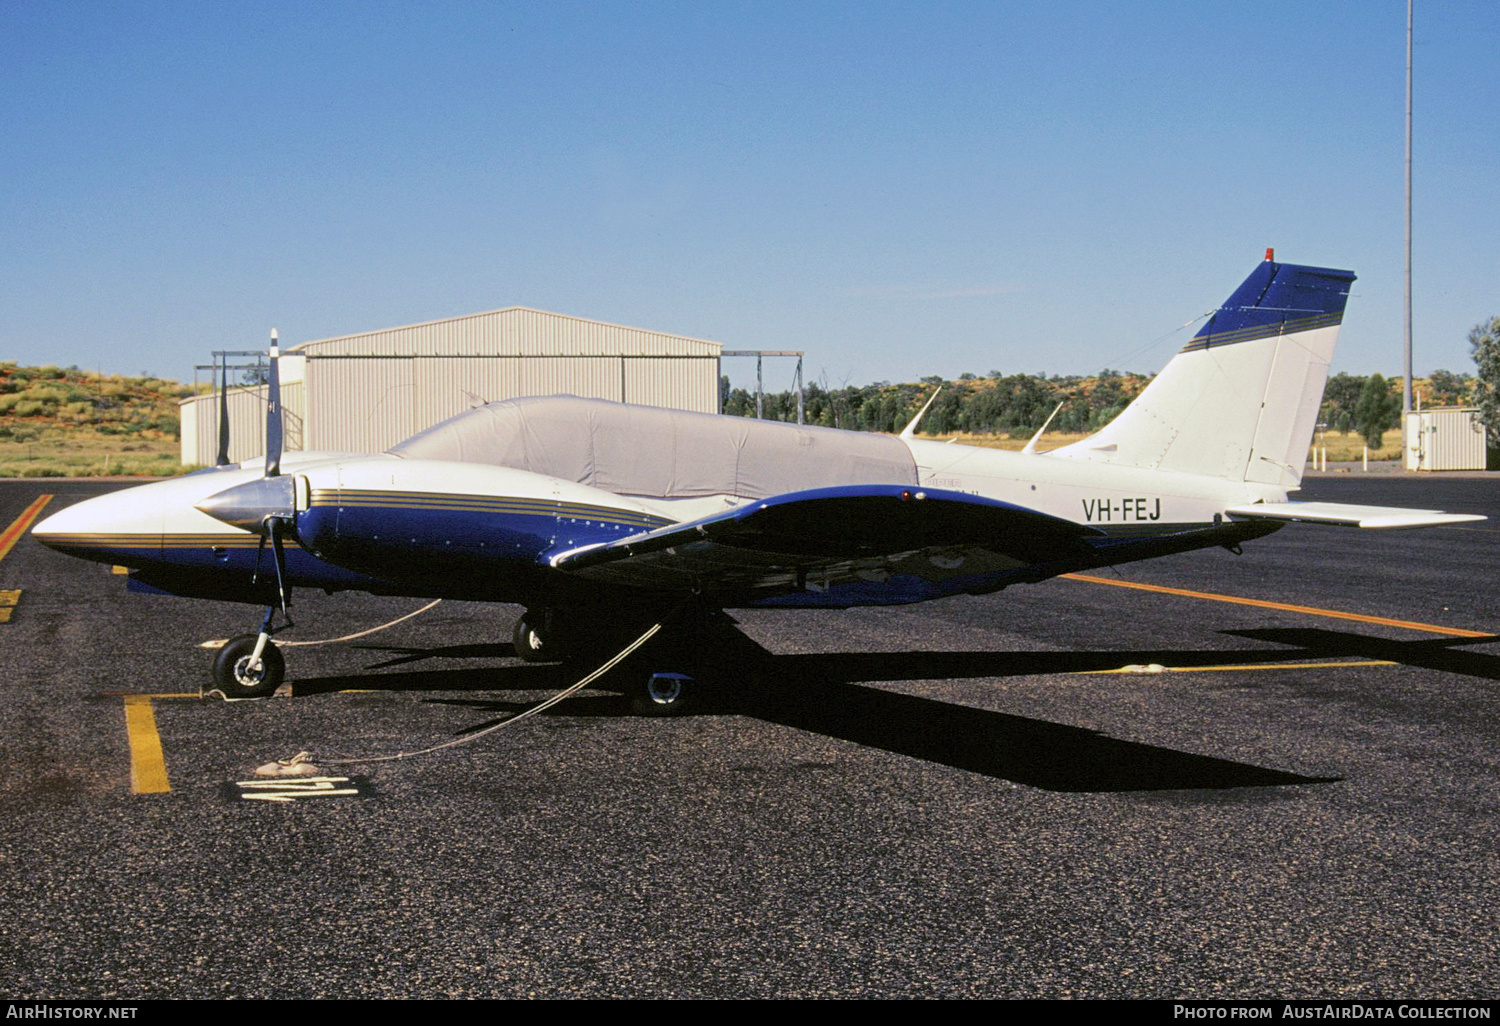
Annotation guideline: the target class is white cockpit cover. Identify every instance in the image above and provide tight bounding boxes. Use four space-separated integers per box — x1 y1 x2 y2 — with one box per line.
389 396 918 500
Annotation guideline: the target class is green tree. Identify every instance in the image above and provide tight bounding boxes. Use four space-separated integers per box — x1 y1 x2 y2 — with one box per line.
1469 316 1500 452
1352 373 1400 450
1427 368 1468 407
1320 372 1367 430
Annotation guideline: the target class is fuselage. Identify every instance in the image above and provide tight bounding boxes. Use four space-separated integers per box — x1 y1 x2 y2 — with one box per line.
32 432 1287 610
32 257 1365 614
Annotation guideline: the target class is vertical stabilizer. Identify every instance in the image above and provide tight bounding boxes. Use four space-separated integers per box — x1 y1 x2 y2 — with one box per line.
1049 256 1356 487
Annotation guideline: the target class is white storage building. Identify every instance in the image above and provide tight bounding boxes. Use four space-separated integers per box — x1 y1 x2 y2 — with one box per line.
1403 407 1488 471
181 307 722 466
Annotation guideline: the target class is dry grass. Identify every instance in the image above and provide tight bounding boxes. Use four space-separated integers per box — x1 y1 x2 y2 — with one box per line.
1308 430 1402 463
0 425 183 478
0 363 197 478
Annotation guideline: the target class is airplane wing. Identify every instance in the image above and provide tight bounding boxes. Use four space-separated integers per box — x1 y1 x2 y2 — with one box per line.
1224 501 1485 530
548 484 1102 595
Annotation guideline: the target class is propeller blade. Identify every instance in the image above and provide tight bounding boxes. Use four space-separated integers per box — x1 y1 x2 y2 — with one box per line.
265 330 283 478
215 356 231 466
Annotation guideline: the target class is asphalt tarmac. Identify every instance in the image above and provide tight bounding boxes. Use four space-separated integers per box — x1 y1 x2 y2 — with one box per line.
1 475 1496 999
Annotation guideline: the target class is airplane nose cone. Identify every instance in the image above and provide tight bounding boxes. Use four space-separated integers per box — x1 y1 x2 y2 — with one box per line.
31 485 167 566
30 508 65 546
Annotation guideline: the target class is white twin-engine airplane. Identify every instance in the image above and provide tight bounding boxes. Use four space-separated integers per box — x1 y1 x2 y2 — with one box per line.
33 252 1483 709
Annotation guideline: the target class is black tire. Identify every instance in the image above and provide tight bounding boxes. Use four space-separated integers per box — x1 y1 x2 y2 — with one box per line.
211 634 285 700
630 673 694 717
512 612 554 663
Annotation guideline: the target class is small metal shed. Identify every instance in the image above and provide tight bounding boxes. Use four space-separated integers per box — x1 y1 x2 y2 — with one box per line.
1403 407 1487 471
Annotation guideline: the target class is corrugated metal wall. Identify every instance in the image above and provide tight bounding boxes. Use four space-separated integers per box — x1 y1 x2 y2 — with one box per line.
297 307 719 454
305 359 416 453
306 355 716 453
1404 408 1487 471
179 382 304 466
412 359 510 430
625 357 714 407
183 308 722 462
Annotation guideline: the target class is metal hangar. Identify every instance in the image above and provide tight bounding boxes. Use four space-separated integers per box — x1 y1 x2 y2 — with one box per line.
180 306 722 466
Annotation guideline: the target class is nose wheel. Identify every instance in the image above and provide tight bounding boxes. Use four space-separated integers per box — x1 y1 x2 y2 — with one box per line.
210 634 285 700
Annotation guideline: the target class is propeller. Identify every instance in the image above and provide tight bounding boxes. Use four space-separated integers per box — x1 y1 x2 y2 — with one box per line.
215 354 231 466
195 329 298 615
265 330 283 478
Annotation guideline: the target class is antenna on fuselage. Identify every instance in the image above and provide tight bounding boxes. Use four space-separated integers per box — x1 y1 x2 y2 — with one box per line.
899 386 942 439
1022 400 1068 455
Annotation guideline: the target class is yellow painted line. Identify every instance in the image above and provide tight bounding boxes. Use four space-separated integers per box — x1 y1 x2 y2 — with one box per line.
1082 659 1397 675
1 493 52 562
112 565 129 575
1061 573 1494 639
122 695 171 794
0 589 17 624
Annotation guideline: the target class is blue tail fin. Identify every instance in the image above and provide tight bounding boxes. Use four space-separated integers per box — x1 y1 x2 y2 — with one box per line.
1050 254 1356 487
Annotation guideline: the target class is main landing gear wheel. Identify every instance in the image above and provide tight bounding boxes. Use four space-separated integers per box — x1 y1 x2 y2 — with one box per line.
512 612 554 663
631 673 694 717
210 634 286 700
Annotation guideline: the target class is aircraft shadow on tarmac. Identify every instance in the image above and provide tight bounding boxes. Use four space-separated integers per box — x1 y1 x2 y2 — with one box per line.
289 630 1346 794
1225 627 1500 681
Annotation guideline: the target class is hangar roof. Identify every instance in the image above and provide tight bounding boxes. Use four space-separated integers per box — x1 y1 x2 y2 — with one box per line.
290 306 721 359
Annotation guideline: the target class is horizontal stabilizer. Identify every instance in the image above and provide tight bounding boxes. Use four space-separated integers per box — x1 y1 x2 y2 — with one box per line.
1225 501 1485 530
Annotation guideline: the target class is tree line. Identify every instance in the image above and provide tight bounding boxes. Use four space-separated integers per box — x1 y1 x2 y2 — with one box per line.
722 370 1154 437
723 368 1483 448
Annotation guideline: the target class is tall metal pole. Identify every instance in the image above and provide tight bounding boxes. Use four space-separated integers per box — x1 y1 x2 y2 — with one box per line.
1403 0 1414 463
795 356 804 425
756 353 763 419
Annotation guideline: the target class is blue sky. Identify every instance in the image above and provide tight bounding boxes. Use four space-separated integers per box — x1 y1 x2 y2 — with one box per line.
3 1 1496 391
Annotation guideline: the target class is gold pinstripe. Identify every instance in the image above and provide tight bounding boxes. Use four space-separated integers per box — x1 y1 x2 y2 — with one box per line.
41 534 288 550
1179 311 1343 353
308 489 667 529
